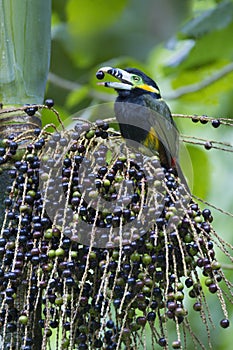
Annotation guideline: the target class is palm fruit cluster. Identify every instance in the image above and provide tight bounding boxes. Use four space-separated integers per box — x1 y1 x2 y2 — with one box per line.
0 104 232 350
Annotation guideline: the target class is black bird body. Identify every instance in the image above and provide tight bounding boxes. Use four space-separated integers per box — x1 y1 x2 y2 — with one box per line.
96 67 181 175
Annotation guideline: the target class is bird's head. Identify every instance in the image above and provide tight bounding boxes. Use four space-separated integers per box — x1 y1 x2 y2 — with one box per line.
96 67 161 98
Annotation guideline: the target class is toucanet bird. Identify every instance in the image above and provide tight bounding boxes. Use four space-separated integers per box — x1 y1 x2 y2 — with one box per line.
96 66 185 183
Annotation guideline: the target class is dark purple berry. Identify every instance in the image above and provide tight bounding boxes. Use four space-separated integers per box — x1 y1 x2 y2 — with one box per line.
200 115 208 124
220 319 230 328
96 71 105 80
25 105 38 116
191 115 199 123
158 338 167 347
147 312 156 321
202 208 211 219
212 119 220 128
204 141 212 150
45 99 54 108
32 129 41 137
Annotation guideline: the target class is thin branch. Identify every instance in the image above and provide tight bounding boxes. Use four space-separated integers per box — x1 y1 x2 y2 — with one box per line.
48 72 81 91
173 113 233 126
164 62 233 99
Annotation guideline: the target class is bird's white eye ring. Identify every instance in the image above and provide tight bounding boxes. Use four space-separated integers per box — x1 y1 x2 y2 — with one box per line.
132 75 140 82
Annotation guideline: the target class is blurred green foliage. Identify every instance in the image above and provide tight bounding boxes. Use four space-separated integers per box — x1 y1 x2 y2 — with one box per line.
45 2 233 348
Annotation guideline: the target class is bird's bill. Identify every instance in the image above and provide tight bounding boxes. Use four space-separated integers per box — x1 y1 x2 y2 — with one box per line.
97 81 132 90
96 66 133 90
96 66 159 94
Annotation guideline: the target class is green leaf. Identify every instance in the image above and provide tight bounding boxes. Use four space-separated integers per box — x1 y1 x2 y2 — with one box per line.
162 21 233 73
170 61 233 109
151 2 233 74
180 1 233 39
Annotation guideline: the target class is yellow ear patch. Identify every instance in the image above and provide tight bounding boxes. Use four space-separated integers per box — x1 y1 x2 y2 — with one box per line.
137 84 160 94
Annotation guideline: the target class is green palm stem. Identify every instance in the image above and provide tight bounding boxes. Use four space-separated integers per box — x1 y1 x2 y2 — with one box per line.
0 0 51 206
0 2 51 348
0 0 51 136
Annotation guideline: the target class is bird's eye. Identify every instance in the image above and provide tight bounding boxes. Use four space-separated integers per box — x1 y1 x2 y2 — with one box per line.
132 75 140 82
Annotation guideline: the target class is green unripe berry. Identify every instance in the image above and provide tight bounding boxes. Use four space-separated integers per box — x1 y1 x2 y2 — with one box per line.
85 129 95 139
44 229 53 239
18 315 28 325
130 252 140 262
211 261 221 270
142 254 152 265
47 250 56 258
55 248 65 257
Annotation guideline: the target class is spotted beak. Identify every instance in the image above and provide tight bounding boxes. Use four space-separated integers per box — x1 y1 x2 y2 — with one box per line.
96 66 160 94
96 66 134 91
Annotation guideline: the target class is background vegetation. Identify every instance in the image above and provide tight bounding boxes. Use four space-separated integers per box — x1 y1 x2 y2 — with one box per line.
41 1 233 348
1 0 233 349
